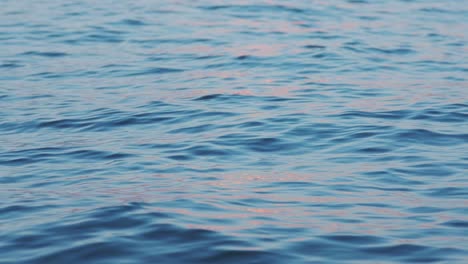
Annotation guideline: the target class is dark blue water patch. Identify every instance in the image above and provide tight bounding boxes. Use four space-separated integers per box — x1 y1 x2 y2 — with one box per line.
170 111 239 124
285 123 341 139
193 94 295 104
46 213 146 236
65 149 134 161
0 147 134 166
0 61 23 68
168 124 215 134
64 34 124 44
361 244 462 262
236 121 265 128
424 187 468 198
419 7 468 15
0 204 58 219
410 105 468 123
103 114 173 128
288 238 369 261
304 44 326 50
0 173 38 184
35 118 104 130
87 26 126 35
263 181 320 189
64 11 88 17
134 142 190 150
20 51 68 57
348 0 369 4
194 94 230 101
391 164 455 177
355 146 392 154
407 206 447 214
115 19 147 26
211 133 258 146
367 47 416 55
241 137 300 153
132 38 216 46
363 170 428 185
200 249 287 264
11 110 176 133
235 55 252 60
181 145 235 157
356 202 397 209
199 4 306 15
355 185 414 193
32 241 137 264
137 100 173 109
321 234 386 245
167 154 193 161
120 67 185 77
390 129 468 146
337 110 412 120
441 220 468 228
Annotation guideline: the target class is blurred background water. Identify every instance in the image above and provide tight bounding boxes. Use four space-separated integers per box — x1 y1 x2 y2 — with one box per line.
1 0 467 263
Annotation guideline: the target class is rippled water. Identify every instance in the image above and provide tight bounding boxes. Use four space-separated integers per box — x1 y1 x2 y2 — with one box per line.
1 0 468 263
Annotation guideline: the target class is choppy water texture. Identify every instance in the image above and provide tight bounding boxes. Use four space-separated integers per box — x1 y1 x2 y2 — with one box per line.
1 0 468 263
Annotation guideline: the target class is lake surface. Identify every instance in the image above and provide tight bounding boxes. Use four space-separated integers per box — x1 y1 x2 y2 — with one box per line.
1 0 467 263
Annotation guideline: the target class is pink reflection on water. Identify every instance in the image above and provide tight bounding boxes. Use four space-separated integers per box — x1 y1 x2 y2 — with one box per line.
6 171 464 238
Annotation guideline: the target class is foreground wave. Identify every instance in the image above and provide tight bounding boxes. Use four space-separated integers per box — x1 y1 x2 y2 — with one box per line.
2 204 466 264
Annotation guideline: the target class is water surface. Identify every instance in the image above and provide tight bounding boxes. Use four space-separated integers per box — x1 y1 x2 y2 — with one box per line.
1 0 467 263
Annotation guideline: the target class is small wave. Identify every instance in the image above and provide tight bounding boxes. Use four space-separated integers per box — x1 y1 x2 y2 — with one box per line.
199 4 306 15
0 62 23 68
122 67 185 77
117 19 146 26
368 47 415 55
20 51 68 57
0 147 134 166
391 129 467 146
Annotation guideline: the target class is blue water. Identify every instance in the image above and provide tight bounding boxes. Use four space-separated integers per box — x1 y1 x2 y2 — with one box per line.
1 0 467 263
